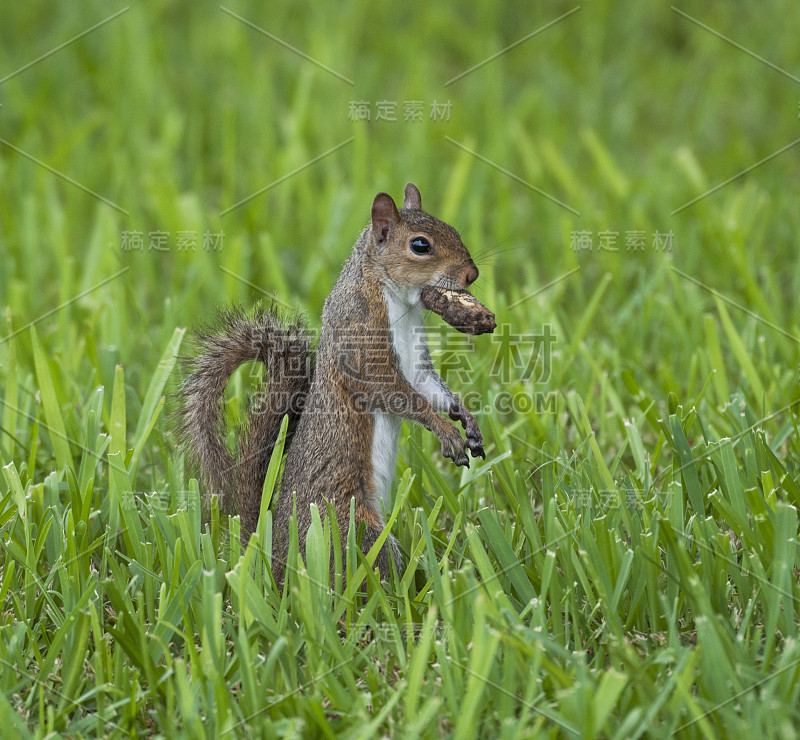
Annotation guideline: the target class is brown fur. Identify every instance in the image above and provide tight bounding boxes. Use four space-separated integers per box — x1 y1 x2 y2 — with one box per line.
177 184 488 588
175 306 313 532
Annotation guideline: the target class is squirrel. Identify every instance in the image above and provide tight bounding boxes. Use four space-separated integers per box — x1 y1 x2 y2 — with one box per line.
177 183 487 584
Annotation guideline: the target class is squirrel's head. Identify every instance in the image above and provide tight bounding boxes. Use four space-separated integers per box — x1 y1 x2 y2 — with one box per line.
368 183 479 294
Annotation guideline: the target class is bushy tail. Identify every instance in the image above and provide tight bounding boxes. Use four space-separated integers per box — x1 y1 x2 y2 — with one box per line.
175 305 313 534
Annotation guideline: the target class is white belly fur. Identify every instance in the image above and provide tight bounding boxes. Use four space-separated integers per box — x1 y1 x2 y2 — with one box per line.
371 410 401 510
371 286 424 509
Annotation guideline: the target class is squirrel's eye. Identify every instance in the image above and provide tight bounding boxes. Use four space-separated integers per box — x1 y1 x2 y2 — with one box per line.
409 236 432 255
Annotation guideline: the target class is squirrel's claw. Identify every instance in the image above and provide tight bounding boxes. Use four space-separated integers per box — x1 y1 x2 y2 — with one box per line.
441 430 470 468
444 446 470 468
450 402 485 459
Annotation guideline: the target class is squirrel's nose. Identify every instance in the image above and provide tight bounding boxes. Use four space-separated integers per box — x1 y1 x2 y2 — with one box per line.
463 263 479 287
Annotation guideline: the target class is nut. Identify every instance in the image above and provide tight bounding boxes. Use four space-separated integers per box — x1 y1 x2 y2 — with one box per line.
420 286 496 335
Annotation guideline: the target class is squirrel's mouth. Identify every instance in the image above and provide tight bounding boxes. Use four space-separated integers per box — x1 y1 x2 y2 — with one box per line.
431 276 462 291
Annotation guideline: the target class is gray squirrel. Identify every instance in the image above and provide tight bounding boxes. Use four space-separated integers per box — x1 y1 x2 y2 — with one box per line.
177 183 489 583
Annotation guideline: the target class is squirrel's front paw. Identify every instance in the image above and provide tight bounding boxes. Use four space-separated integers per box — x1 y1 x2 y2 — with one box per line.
449 402 485 459
440 424 470 468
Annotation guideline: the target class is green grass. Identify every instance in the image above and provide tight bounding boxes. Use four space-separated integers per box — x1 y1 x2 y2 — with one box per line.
2 1 800 737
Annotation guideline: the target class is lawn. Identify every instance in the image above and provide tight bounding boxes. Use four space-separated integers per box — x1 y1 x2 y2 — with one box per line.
1 1 800 737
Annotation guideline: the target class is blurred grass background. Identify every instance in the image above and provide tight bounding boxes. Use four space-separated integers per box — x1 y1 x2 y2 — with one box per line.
1 1 800 737
1 1 799 410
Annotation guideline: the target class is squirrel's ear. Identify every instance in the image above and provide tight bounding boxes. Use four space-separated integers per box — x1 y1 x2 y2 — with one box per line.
371 192 400 244
403 183 422 210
